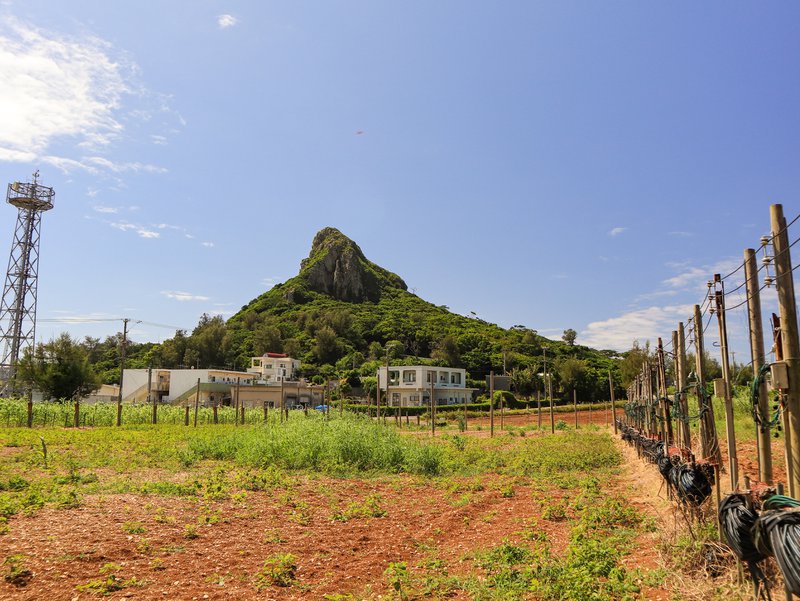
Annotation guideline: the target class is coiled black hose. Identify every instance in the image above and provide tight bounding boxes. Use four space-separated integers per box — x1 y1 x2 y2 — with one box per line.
668 462 713 505
753 509 800 596
719 493 770 594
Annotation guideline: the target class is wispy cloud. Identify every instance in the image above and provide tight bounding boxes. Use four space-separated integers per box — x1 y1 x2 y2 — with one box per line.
217 14 238 28
110 221 160 238
0 17 177 175
201 242 214 248
580 304 695 351
662 258 741 290
161 291 210 302
608 227 627 237
93 205 119 214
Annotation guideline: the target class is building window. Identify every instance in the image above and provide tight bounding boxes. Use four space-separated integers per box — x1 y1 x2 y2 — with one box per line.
451 373 461 385
402 370 416 383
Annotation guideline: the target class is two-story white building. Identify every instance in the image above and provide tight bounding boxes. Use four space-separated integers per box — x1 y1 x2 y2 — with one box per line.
247 353 301 383
376 365 475 407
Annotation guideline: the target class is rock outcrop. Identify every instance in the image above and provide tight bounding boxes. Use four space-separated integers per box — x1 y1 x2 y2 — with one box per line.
298 227 406 302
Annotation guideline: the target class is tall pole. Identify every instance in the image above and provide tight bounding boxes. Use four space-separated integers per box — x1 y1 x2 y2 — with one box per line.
745 248 773 484
676 323 691 449
489 370 495 438
771 204 800 496
116 318 129 427
714 278 738 490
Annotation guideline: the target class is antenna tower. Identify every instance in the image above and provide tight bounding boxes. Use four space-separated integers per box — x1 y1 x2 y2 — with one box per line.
0 171 54 391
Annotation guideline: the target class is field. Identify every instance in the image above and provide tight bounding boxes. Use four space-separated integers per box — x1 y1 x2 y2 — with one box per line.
0 406 760 600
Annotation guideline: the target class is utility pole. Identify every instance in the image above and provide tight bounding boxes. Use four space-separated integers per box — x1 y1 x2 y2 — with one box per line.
771 204 800 496
713 275 738 490
676 323 691 450
116 318 130 427
744 247 772 484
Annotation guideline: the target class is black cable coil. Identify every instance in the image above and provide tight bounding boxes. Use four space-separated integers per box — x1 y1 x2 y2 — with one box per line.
718 493 769 594
753 509 800 595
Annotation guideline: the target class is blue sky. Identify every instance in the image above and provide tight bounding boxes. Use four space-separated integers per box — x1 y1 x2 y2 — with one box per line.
0 1 798 361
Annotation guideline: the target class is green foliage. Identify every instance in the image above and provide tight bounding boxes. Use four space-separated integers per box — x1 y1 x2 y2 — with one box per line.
332 493 387 521
17 333 101 401
3 554 32 586
254 553 297 588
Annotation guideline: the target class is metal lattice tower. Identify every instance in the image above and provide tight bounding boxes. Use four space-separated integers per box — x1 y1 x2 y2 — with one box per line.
0 171 54 389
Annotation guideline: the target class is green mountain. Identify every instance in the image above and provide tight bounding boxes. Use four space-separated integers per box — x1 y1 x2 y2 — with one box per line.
217 227 620 399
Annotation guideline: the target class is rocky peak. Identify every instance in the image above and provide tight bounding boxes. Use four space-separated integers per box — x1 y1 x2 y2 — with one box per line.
299 227 406 302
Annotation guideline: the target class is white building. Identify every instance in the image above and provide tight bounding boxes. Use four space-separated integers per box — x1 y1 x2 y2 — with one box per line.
247 353 300 383
122 368 255 405
376 365 475 407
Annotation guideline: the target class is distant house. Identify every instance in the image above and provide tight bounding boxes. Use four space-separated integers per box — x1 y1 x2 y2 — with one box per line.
247 353 301 383
376 366 476 407
121 367 322 409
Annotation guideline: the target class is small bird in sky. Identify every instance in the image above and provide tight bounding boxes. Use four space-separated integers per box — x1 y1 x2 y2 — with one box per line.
355 130 364 135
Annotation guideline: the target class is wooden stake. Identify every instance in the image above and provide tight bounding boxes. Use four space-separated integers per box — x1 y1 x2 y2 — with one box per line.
694 304 721 465
771 204 800 496
657 338 673 445
713 280 738 491
609 370 617 434
677 323 692 450
489 370 495 438
574 388 578 429
193 378 200 427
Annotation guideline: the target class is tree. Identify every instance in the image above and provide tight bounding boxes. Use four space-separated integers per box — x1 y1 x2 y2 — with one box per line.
510 366 539 403
558 357 587 397
314 325 340 364
562 329 577 346
17 333 101 401
432 335 460 366
619 341 650 387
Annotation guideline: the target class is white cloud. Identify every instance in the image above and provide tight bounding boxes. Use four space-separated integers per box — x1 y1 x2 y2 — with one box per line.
161 291 210 302
608 227 627 237
662 258 741 290
150 134 167 145
580 304 695 351
0 18 174 175
93 205 119 214
0 18 128 155
201 241 214 248
217 14 238 28
109 220 159 238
